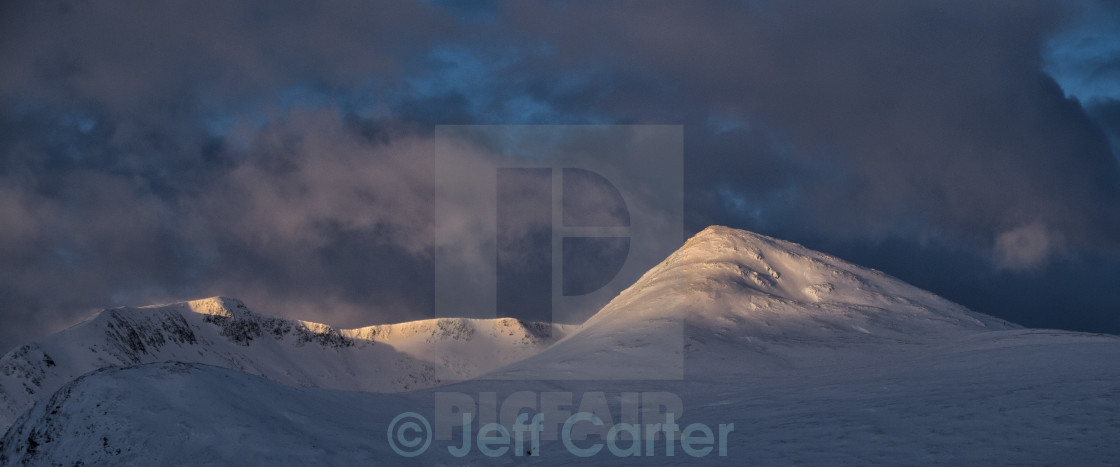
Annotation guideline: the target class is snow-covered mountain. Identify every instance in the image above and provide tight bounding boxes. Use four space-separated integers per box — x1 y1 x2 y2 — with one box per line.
4 329 1118 465
2 226 1118 464
491 225 1016 380
0 297 569 432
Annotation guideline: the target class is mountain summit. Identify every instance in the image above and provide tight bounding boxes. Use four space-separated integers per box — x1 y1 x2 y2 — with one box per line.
488 225 1016 380
599 225 1011 332
2 226 1118 465
0 226 1023 427
0 297 566 432
0 226 1021 427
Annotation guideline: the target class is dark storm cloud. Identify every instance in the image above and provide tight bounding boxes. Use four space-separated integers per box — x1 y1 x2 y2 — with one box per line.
1088 99 1120 162
0 0 454 109
1 0 1119 352
1044 0 1120 105
502 1 1120 254
0 0 458 350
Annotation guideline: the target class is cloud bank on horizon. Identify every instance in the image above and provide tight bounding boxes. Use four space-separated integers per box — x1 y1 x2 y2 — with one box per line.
1 0 1118 353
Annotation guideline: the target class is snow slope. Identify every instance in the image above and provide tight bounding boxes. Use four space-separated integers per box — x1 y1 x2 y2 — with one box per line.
490 225 1016 380
3 329 1118 465
2 225 1118 464
0 297 568 432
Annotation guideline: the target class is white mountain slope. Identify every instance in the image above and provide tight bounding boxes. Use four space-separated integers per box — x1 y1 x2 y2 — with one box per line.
2 225 1119 464
3 330 1118 466
490 225 1016 380
0 297 569 432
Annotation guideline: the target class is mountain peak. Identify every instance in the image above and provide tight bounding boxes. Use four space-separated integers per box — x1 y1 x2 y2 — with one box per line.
676 225 818 265
164 296 251 319
582 224 1015 350
0 296 571 431
488 225 1017 380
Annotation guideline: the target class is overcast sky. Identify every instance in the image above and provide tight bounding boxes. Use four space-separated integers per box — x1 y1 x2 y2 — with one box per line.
1 0 1119 353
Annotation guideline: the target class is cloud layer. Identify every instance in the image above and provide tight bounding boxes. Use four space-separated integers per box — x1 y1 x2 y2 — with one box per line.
1 0 1119 352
